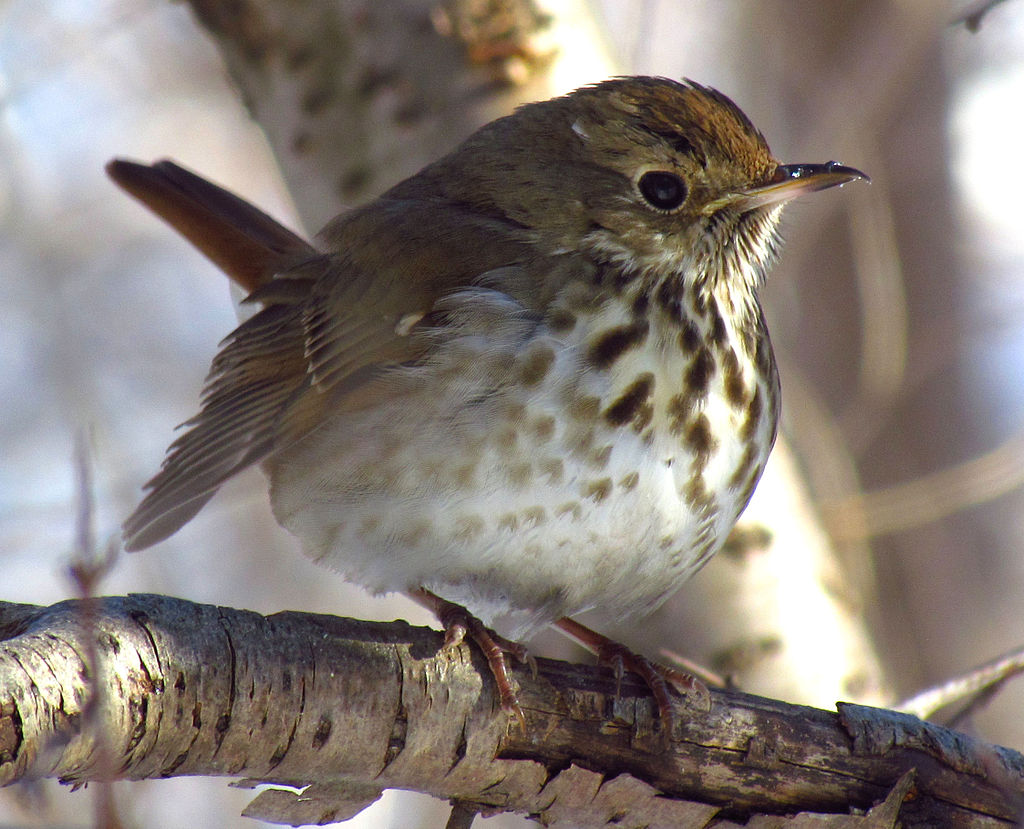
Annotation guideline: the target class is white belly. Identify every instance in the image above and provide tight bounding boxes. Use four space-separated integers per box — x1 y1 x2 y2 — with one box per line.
268 288 776 637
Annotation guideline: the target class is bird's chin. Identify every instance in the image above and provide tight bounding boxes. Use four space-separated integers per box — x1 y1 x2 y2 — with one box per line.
698 206 784 296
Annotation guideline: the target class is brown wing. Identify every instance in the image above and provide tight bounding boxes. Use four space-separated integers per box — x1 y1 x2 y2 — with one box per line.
115 160 534 550
122 279 312 549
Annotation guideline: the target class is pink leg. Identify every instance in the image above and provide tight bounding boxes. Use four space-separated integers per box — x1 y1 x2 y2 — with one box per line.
555 616 711 726
408 588 534 729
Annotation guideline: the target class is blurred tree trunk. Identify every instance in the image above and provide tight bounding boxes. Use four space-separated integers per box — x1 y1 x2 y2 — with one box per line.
735 0 963 696
187 0 616 229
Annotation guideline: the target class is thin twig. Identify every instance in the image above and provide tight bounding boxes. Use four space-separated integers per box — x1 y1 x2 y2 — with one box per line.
68 432 125 829
896 643 1024 721
819 429 1024 541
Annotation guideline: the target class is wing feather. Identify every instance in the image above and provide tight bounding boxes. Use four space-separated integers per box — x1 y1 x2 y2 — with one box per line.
117 161 539 550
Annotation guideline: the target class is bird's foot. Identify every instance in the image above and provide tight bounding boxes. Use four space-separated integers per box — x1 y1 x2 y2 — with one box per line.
555 616 711 728
408 588 535 729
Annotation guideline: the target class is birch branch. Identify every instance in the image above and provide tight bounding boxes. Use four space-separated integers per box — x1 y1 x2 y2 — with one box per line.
1 595 1019 827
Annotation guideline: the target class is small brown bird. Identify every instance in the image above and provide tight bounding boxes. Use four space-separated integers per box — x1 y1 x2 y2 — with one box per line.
111 76 865 722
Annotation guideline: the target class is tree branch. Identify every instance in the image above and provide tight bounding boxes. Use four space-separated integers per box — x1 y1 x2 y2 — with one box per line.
1 596 1019 826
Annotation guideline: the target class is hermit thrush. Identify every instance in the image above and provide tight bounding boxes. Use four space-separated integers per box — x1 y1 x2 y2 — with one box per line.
111 77 865 723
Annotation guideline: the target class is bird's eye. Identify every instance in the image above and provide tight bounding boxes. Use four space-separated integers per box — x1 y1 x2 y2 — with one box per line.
637 171 688 211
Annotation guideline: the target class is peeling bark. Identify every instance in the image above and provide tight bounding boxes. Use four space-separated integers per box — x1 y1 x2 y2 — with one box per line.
1 596 1019 826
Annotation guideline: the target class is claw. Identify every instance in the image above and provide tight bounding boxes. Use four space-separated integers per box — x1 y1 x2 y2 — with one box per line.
554 616 712 729
409 588 530 730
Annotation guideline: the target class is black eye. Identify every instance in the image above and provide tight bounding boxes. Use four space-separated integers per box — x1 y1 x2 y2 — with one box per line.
638 171 688 211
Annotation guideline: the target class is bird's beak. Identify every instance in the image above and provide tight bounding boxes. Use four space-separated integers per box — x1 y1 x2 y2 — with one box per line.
702 161 869 214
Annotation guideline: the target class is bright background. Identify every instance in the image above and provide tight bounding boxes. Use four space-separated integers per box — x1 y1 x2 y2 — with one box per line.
3 1 1024 826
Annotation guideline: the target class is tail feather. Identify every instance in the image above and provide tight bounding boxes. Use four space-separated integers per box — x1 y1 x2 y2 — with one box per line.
106 159 315 293
113 159 321 549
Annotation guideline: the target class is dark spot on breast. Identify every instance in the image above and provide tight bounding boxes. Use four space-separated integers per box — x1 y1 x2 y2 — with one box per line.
721 348 746 408
709 300 728 347
494 425 518 452
503 401 527 422
555 501 582 519
507 462 533 487
612 268 641 292
742 387 763 441
359 515 382 536
685 413 718 469
540 457 564 484
619 471 639 490
603 373 655 426
588 320 650 368
632 289 650 316
581 478 613 502
522 506 548 525
532 415 556 441
395 518 432 547
355 65 400 97
517 346 556 387
455 464 476 487
548 309 577 332
685 347 716 394
739 323 759 359
682 475 715 511
632 402 654 433
729 444 758 489
663 275 692 314
754 331 774 377
562 281 606 312
737 460 766 510
692 289 708 317
667 393 693 435
568 395 601 422
287 45 315 71
678 320 701 352
691 533 719 570
656 275 678 312
395 99 429 126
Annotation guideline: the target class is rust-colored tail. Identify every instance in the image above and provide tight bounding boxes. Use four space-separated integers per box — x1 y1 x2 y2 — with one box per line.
112 159 320 550
106 159 314 293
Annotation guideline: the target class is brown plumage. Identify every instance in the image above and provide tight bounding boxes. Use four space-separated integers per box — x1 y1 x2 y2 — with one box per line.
114 77 866 722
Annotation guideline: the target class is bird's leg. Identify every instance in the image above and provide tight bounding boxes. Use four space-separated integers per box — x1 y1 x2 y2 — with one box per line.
554 616 712 725
408 588 534 729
